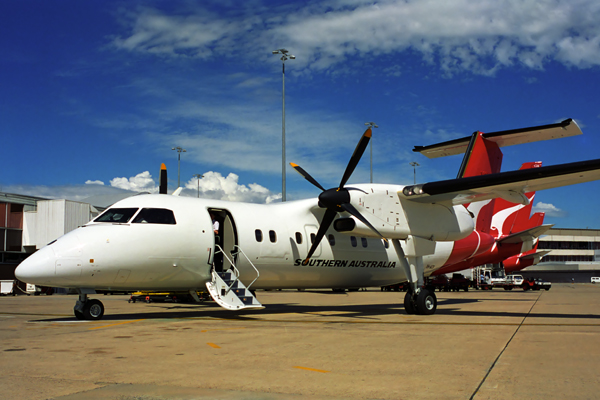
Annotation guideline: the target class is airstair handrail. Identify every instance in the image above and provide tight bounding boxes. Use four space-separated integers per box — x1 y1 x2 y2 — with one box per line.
232 245 260 290
214 244 240 294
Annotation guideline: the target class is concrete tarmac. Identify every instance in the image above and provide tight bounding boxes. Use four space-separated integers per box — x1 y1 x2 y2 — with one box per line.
1 283 599 400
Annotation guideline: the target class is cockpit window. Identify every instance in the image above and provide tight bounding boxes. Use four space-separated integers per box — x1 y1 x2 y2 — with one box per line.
94 208 138 223
132 208 176 225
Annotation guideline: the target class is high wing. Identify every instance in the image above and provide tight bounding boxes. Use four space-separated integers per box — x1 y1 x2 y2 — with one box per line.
400 158 600 205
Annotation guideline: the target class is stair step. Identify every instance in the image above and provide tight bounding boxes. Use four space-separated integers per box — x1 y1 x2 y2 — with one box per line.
240 296 254 305
206 269 263 310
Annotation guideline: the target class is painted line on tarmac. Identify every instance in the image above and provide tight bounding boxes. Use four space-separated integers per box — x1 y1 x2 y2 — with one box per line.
200 327 246 333
207 343 221 349
88 319 145 330
293 366 330 373
186 317 600 327
0 312 72 317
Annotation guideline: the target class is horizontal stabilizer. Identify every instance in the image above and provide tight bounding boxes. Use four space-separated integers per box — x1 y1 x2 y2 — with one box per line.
400 158 600 206
520 250 551 261
413 119 581 159
498 224 554 244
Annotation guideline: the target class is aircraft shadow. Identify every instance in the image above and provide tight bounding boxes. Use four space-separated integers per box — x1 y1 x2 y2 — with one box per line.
33 297 600 323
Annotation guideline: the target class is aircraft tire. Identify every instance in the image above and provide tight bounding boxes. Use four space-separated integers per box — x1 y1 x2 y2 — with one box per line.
403 291 416 314
74 309 85 320
416 289 437 315
83 299 105 320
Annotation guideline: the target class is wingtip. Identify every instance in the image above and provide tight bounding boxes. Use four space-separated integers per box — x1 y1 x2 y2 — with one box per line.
161 163 166 170
290 162 298 168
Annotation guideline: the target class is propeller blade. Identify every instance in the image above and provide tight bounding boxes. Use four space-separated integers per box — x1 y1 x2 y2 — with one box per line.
339 128 372 188
305 209 337 262
159 163 168 194
290 162 326 191
340 203 387 242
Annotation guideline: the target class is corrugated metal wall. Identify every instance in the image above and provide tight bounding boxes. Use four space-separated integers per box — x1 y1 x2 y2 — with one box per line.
23 200 95 249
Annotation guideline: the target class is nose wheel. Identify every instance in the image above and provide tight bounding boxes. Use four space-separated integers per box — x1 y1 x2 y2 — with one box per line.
74 294 105 320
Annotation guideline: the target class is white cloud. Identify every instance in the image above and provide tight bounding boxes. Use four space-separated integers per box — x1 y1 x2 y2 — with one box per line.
85 180 104 185
109 171 158 193
112 0 600 75
532 201 567 218
2 184 133 203
5 170 281 205
183 171 281 203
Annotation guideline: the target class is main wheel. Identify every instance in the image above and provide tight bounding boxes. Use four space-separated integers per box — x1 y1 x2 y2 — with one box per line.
83 299 105 320
403 291 416 314
416 289 437 315
74 309 85 320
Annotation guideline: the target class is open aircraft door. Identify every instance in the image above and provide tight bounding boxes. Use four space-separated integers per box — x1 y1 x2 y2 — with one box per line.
208 208 238 272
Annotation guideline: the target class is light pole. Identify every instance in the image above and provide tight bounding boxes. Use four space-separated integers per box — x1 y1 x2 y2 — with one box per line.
272 48 295 202
364 122 378 183
193 174 203 198
171 146 186 188
410 161 420 184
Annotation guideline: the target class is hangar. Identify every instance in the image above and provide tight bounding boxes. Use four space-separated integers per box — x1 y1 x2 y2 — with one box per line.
0 191 134 283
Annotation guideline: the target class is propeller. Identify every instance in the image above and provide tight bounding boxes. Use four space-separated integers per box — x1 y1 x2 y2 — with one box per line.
290 128 387 263
159 163 168 194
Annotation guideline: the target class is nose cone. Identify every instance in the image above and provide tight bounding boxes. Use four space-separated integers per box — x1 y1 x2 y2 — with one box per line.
15 245 56 285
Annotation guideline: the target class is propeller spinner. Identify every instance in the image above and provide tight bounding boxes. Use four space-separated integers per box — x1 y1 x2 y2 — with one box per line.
290 128 387 263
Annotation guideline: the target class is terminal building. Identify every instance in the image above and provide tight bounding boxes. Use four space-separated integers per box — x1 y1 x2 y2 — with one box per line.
521 228 600 282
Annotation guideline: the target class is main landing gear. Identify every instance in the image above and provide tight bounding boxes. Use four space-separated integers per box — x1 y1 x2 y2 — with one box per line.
74 293 105 320
403 288 437 315
392 236 438 315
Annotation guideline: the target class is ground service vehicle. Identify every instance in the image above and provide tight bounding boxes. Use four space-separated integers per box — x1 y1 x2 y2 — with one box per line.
522 278 551 291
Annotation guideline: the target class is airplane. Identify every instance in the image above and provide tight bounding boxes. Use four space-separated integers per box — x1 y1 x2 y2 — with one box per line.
15 118 600 320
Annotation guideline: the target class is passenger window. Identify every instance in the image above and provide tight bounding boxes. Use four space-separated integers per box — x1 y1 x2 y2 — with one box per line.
295 232 303 244
132 208 176 225
269 230 277 243
361 238 368 248
328 234 335 246
94 208 138 223
255 229 263 242
351 236 357 247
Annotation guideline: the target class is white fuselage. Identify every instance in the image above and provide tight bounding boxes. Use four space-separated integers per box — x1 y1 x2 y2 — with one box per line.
15 184 473 291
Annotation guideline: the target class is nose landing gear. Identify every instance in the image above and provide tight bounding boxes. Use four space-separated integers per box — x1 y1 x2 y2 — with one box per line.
74 293 105 320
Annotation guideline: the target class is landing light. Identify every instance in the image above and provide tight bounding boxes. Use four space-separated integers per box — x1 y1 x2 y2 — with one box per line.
403 185 424 196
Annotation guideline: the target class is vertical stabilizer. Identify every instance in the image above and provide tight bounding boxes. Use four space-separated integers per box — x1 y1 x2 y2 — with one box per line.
457 131 503 179
489 161 542 238
461 132 503 233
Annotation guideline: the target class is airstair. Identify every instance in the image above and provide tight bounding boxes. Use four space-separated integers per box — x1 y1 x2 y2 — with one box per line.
206 245 263 310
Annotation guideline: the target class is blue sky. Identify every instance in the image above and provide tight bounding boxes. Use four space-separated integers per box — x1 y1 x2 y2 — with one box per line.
2 0 600 228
